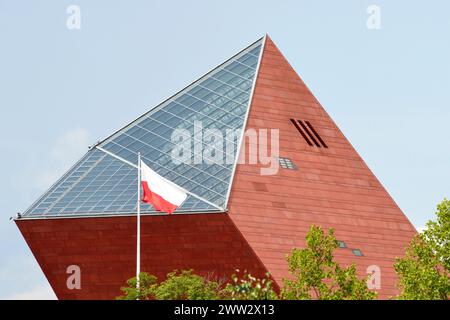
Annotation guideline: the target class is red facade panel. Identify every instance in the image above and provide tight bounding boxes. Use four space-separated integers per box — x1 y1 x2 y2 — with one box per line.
226 36 416 299
16 214 268 300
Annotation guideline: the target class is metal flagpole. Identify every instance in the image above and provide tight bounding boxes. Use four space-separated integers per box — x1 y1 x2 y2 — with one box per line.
136 152 141 299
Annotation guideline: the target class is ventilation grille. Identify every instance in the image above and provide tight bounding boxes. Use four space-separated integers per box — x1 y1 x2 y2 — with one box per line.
290 119 328 148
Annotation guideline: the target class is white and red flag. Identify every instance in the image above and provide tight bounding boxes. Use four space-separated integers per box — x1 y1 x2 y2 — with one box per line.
140 160 187 214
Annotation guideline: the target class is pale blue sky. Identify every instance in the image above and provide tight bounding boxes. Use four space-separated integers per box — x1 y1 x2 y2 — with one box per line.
0 1 448 299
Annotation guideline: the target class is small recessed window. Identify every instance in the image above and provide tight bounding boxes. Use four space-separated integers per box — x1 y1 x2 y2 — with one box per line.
352 249 364 257
337 241 347 248
279 157 297 170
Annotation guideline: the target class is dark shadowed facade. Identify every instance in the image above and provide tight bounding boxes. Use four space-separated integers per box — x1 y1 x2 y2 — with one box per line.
16 35 416 299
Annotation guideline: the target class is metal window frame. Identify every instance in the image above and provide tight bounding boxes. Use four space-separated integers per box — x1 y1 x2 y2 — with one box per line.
92 41 264 210
351 248 364 256
21 208 225 221
22 150 101 215
19 37 265 219
97 37 264 148
43 152 108 215
337 240 347 248
223 35 267 208
278 157 297 170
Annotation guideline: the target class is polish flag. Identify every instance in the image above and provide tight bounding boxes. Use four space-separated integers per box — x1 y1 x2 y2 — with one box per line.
140 160 187 214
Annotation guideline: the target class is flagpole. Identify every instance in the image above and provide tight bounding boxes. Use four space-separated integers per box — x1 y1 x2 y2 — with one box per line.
136 152 141 299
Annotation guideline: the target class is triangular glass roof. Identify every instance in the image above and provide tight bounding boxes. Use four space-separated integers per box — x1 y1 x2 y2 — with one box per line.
23 38 264 217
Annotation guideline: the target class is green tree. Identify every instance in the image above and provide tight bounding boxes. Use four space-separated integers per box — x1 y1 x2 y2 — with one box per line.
282 225 376 300
117 272 158 300
117 270 220 300
423 199 450 272
394 199 450 300
154 269 220 300
223 270 278 300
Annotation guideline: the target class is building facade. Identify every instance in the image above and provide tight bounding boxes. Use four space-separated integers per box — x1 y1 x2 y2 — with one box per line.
16 35 416 299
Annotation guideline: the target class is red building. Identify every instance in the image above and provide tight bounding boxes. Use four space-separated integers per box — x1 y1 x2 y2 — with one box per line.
16 35 416 299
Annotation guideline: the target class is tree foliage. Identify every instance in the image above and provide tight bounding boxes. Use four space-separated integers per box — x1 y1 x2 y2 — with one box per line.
154 270 220 300
116 272 157 300
282 225 376 300
118 226 377 300
394 199 450 300
423 199 450 272
223 270 278 300
117 270 220 300
117 269 279 300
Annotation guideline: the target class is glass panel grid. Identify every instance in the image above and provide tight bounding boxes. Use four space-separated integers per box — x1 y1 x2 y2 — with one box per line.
279 157 297 170
23 38 263 217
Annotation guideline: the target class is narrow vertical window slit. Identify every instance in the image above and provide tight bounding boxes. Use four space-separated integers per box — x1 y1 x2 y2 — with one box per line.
290 119 313 146
305 121 328 148
297 120 321 147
